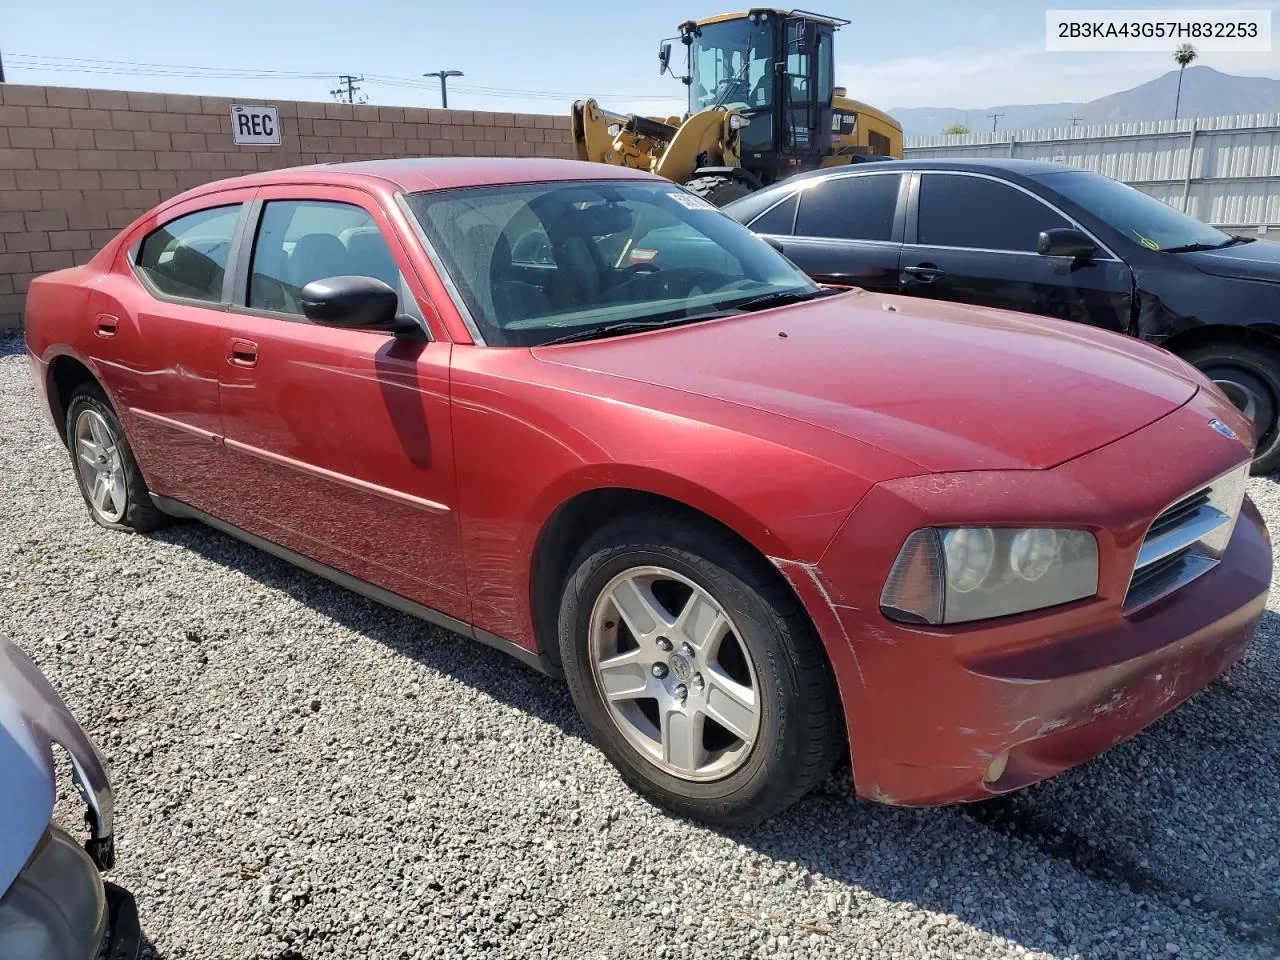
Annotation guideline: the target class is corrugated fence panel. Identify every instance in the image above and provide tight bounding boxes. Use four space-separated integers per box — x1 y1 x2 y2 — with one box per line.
905 113 1280 231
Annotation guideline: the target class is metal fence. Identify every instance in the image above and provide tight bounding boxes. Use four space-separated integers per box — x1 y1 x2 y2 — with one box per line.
904 114 1280 234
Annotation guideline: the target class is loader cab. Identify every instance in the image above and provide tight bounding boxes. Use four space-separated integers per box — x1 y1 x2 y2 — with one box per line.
680 9 841 186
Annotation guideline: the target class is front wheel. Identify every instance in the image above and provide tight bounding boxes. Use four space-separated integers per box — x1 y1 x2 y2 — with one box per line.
683 175 754 208
1181 342 1280 474
558 510 844 826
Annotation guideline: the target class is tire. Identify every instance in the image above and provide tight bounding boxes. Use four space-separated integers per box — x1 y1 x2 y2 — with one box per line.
65 383 167 533
683 175 754 208
557 508 844 826
1180 342 1280 474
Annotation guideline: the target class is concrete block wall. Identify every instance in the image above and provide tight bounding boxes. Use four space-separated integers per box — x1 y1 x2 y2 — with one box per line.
0 84 576 328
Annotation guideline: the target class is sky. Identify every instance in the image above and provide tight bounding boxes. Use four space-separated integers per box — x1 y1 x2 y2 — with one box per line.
4 0 1279 117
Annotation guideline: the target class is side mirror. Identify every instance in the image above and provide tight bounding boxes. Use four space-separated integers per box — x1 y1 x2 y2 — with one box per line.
1038 227 1097 261
659 42 672 76
299 275 419 336
797 21 818 55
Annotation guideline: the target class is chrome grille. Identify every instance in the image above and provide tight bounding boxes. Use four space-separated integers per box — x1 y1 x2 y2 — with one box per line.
1124 463 1250 613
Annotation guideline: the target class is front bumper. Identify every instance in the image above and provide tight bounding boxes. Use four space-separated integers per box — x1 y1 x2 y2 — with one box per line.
788 386 1272 805
0 633 135 958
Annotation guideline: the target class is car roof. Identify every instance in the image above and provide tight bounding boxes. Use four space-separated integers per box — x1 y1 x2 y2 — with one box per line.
176 157 659 201
778 157 1081 185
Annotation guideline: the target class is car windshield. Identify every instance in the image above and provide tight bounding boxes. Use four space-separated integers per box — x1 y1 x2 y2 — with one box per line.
1035 170 1232 252
404 180 819 346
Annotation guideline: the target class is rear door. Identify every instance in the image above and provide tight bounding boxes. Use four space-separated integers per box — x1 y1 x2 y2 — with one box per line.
216 185 469 622
767 172 906 292
92 190 254 514
902 171 1134 333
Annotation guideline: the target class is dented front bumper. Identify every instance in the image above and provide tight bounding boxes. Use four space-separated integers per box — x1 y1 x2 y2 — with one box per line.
854 499 1267 805
782 388 1272 806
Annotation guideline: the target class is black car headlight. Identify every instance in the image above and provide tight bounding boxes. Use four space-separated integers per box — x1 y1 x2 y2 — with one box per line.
880 527 1099 625
0 826 106 960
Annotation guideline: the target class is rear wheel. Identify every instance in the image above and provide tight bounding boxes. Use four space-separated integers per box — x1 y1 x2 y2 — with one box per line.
65 384 166 532
683 175 754 208
1181 342 1280 474
558 509 844 826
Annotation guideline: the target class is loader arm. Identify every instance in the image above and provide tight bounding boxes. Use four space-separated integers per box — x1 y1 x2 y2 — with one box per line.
571 99 743 187
653 109 742 184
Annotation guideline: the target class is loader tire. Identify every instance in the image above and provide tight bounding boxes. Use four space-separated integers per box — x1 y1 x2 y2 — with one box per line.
683 175 754 208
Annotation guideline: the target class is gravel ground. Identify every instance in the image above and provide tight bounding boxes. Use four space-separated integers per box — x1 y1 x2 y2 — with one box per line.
1 329 1278 960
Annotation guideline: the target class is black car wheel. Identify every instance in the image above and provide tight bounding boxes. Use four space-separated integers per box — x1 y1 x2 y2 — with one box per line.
557 508 845 826
1181 342 1280 474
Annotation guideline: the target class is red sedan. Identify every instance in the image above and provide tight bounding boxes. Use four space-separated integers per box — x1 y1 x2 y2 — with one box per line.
23 158 1271 824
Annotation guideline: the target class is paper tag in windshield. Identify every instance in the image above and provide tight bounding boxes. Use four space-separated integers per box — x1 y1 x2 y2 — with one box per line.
668 192 717 211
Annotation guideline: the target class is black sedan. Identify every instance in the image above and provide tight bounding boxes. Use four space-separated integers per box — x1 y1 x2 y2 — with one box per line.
724 158 1280 472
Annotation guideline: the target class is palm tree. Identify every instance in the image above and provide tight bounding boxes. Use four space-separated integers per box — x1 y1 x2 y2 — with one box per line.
1173 44 1198 119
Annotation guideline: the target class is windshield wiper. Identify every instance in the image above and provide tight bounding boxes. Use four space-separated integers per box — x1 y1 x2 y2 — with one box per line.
1163 235 1256 253
538 290 837 346
539 314 729 346
726 288 838 312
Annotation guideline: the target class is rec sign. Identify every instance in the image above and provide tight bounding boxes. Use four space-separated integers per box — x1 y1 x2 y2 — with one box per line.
230 104 282 146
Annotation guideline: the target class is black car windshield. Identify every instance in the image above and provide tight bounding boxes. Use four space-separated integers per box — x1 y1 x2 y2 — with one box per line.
405 180 819 346
1035 170 1231 252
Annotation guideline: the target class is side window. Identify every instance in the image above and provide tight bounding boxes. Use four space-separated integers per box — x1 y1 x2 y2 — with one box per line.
136 205 241 303
918 174 1070 252
750 194 799 235
248 200 402 315
794 174 901 242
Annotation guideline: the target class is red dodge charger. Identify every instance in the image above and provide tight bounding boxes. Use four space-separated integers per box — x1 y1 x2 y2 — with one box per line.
23 158 1271 824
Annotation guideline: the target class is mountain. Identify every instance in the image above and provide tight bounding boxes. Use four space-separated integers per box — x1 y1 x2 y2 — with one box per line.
891 67 1280 137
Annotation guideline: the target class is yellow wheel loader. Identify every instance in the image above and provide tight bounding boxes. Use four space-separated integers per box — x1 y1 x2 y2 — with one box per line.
571 8 903 206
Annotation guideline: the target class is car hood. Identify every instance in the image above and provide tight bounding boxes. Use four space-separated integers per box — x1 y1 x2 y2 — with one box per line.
0 632 114 895
1181 239 1280 284
534 291 1199 472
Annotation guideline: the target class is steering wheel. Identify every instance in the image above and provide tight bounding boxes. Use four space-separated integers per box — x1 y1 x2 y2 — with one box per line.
621 262 660 276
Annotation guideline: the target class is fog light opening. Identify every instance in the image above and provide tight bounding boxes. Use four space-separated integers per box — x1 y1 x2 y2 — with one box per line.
983 751 1009 785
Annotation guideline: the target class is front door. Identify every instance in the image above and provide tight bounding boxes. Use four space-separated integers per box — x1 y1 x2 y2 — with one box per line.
216 187 469 622
901 172 1134 334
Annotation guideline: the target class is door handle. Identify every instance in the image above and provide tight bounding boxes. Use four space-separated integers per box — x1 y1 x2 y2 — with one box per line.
93 314 119 338
903 264 946 283
227 338 259 368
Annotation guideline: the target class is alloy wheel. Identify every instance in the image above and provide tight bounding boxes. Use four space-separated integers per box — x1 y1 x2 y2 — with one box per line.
587 565 761 782
74 409 127 523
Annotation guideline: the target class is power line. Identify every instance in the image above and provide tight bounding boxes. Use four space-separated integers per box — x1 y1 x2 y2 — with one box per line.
7 53 673 101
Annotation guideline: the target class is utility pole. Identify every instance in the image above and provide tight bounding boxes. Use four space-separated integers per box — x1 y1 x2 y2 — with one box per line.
0 46 6 83
330 75 366 104
424 70 464 109
1069 116 1083 127
987 112 1004 132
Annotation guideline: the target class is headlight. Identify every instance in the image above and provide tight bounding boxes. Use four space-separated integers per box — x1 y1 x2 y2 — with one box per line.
0 827 106 960
880 527 1098 625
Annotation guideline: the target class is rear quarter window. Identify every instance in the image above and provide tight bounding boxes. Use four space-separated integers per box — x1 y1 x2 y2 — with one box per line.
136 205 242 303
